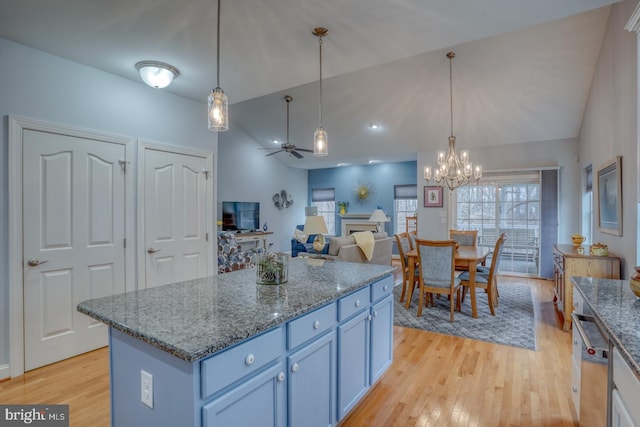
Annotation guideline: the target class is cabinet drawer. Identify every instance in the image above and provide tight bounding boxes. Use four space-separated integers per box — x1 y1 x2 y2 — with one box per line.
612 347 640 424
338 287 370 322
371 276 393 303
288 303 337 350
201 326 284 399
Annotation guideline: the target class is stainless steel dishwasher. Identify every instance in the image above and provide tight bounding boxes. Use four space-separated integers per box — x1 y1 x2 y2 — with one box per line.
571 310 611 427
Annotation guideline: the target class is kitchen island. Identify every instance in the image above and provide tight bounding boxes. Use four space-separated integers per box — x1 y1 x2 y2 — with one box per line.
78 258 395 427
571 277 640 426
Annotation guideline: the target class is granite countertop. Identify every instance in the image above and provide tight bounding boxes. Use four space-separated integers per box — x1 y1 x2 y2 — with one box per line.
571 277 640 377
77 258 395 363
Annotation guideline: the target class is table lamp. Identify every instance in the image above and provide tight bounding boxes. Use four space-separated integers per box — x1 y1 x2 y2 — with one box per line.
303 215 328 252
369 209 389 233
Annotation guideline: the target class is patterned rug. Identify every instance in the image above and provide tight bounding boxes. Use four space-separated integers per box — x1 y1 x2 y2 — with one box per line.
394 283 537 350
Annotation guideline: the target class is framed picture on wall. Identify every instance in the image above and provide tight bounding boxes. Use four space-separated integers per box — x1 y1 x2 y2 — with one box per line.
424 186 443 208
596 156 622 236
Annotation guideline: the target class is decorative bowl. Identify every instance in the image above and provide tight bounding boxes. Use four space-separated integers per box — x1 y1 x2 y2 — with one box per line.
590 243 609 256
629 279 640 297
571 234 585 247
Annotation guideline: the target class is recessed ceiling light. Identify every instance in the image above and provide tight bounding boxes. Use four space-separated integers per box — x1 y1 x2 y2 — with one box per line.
368 160 379 164
369 123 380 130
273 139 280 144
135 61 179 89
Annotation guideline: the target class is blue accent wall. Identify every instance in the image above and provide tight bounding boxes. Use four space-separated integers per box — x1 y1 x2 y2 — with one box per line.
308 161 417 235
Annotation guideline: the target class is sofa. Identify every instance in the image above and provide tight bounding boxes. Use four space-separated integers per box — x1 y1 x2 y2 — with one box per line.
325 232 393 265
291 224 329 257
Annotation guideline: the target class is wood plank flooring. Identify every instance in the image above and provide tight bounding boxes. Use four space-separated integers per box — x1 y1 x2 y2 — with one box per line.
0 272 577 426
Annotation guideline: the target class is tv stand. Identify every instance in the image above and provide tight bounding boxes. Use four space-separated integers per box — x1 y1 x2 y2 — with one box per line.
234 231 273 250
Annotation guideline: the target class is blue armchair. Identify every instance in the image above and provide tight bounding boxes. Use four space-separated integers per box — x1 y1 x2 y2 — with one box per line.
291 224 329 257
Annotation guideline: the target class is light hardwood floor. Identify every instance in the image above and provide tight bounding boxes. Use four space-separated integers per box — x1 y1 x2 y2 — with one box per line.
0 272 576 426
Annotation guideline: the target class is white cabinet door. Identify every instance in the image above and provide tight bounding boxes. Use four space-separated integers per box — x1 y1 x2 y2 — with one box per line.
23 129 126 370
612 389 635 427
143 148 209 288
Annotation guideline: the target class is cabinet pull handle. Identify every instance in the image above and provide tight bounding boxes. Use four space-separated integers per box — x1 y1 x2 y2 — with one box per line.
313 320 320 330
277 372 285 382
291 363 299 373
572 386 578 393
368 314 372 321
355 299 361 307
245 354 255 365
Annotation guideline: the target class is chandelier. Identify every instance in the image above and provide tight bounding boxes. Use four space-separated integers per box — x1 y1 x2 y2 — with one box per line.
424 51 481 191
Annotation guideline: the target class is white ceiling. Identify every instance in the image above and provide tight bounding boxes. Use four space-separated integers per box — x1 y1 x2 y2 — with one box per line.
0 0 619 169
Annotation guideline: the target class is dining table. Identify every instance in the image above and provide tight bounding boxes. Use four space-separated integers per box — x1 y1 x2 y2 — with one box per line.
404 245 490 318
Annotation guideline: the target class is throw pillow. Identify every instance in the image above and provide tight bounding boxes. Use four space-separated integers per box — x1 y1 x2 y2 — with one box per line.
293 228 308 244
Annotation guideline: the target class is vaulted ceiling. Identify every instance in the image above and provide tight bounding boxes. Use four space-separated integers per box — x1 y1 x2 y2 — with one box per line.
0 0 619 168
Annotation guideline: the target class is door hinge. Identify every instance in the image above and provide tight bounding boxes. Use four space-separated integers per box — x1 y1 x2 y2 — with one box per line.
124 238 127 248
202 170 211 180
118 159 130 172
206 233 209 242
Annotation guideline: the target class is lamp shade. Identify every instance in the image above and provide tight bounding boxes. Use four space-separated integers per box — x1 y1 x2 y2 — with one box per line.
369 209 388 223
135 61 179 89
303 215 328 235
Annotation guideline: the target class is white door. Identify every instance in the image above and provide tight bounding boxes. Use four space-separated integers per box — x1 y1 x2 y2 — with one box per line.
22 130 126 371
144 148 209 288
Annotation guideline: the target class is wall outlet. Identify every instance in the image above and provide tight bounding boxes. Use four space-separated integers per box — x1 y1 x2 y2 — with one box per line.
141 370 153 408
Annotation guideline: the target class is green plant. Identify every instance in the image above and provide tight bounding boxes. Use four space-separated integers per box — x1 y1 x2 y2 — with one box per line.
257 253 288 285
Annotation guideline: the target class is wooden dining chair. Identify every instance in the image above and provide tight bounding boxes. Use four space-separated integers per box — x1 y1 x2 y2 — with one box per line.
394 232 419 303
459 232 507 316
415 239 461 322
449 229 478 247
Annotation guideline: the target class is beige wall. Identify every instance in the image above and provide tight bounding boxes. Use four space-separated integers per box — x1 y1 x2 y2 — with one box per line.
579 0 638 278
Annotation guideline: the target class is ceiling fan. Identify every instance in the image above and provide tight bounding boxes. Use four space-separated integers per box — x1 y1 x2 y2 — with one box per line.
264 95 313 159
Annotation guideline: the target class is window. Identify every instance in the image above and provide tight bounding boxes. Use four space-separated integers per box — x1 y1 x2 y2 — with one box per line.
394 185 417 233
582 165 593 244
311 188 335 235
454 172 540 276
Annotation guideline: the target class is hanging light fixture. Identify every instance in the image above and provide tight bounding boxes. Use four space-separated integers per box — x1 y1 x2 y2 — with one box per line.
135 61 179 89
208 0 228 131
312 27 328 156
424 51 482 191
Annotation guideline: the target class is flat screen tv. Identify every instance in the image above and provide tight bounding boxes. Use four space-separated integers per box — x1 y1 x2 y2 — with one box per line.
222 201 260 232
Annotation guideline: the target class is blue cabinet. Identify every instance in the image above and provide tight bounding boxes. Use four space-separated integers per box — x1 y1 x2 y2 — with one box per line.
370 295 393 384
337 309 370 420
288 330 336 427
202 362 286 427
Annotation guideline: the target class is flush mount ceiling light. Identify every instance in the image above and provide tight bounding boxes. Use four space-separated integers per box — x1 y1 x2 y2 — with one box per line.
312 27 329 156
208 0 229 131
135 61 179 89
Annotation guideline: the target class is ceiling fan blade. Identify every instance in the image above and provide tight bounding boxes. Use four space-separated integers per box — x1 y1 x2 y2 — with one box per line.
296 148 314 153
291 150 304 159
265 150 284 157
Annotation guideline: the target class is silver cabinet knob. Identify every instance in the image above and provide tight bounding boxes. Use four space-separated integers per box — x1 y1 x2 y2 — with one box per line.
383 285 389 292
277 372 285 382
313 320 320 330
27 258 47 267
373 310 378 317
291 363 299 373
147 247 161 254
355 299 361 307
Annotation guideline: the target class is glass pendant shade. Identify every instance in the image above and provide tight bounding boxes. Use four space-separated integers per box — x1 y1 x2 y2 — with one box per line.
314 127 328 156
208 87 228 131
135 61 179 89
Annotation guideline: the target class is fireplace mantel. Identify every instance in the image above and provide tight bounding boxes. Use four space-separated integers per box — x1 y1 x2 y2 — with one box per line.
339 213 378 236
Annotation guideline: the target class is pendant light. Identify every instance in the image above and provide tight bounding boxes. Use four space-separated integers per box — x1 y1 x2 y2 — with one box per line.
208 0 228 131
312 27 328 156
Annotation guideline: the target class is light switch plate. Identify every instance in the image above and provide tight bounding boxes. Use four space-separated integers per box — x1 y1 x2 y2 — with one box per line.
141 370 153 408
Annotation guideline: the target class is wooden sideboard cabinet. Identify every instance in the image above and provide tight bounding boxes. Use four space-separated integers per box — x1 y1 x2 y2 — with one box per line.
553 243 620 331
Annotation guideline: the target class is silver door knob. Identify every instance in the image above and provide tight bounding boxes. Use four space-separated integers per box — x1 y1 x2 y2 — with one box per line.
27 258 47 267
147 248 161 254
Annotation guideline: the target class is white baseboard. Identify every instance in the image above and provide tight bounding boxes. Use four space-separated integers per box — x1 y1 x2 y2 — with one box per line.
0 364 10 380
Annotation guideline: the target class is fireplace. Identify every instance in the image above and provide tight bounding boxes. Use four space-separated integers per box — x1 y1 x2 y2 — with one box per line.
339 213 379 236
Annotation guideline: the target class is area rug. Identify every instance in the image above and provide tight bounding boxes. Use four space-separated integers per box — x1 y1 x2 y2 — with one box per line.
394 283 537 350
